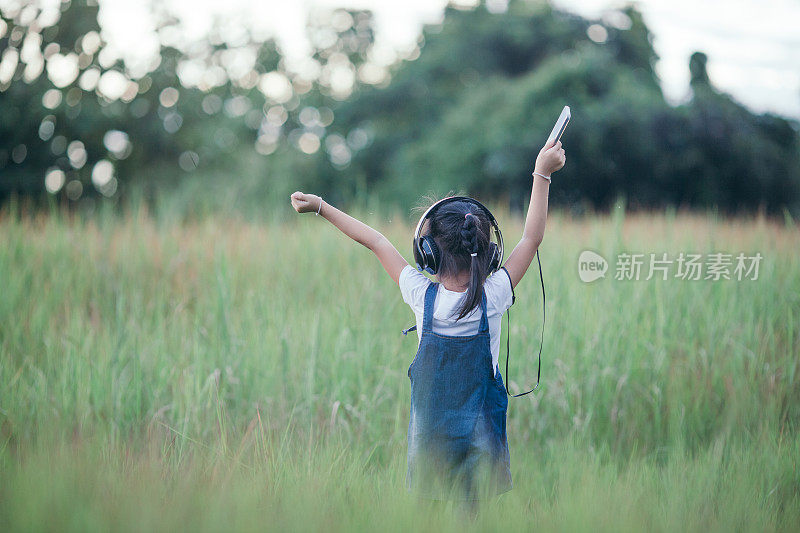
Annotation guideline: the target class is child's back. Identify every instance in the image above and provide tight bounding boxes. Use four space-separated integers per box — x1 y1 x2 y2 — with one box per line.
404 278 512 501
399 264 514 376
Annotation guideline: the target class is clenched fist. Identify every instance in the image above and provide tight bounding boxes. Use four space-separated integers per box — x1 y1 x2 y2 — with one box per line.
290 191 322 214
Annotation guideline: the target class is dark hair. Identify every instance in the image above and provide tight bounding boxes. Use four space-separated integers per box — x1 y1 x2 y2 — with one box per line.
426 200 492 320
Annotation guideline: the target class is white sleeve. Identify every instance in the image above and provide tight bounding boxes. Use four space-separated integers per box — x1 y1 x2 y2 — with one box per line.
485 267 514 313
399 264 430 312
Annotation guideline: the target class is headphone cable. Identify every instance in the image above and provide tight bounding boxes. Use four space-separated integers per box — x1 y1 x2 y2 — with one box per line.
504 249 544 397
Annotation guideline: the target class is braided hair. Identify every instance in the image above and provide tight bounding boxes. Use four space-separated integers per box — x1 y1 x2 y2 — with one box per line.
427 200 491 320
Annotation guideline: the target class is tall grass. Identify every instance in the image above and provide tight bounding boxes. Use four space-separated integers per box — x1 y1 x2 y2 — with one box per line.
0 203 798 531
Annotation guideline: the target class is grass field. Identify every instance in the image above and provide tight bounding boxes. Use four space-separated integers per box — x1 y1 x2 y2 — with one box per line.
1 202 798 531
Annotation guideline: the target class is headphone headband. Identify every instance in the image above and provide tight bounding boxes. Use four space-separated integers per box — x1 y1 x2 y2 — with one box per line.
412 196 504 274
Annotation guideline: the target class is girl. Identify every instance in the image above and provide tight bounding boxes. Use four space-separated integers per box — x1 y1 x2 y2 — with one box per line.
290 138 565 505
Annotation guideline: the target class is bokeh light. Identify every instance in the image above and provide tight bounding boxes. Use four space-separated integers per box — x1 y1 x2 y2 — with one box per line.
91 159 120 196
38 116 55 141
178 151 199 171
259 71 293 104
297 132 320 154
46 53 79 88
44 167 65 194
64 179 83 200
67 141 87 169
11 144 27 164
41 88 61 109
159 87 180 108
103 130 132 159
587 24 608 43
97 70 129 100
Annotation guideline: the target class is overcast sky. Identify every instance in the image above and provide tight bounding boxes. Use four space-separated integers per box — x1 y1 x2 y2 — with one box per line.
96 0 800 120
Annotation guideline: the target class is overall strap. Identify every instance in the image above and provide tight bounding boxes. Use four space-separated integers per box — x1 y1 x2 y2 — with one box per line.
478 292 489 334
422 282 439 333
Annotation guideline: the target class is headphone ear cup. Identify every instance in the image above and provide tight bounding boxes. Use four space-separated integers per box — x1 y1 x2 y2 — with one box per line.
420 236 440 274
488 242 500 272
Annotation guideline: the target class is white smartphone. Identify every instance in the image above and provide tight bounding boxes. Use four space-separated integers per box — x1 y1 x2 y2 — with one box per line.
547 105 570 145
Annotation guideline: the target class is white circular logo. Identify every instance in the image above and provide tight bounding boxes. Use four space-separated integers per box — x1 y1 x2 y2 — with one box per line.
578 250 608 282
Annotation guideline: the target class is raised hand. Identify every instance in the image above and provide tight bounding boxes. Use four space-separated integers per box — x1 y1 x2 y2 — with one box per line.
534 139 566 177
290 191 322 214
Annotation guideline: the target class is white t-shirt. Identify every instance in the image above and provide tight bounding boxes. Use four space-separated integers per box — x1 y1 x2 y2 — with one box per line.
399 264 514 374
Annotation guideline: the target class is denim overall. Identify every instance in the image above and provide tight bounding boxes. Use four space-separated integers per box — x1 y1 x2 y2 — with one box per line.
406 282 512 500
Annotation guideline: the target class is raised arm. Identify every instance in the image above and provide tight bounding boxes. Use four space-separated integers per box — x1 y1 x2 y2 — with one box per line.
290 192 408 284
502 139 565 288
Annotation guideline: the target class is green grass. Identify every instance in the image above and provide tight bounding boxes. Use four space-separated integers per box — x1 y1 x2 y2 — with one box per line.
1 203 798 531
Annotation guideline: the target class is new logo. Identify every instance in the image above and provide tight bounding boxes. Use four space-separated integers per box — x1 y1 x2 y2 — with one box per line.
578 250 608 282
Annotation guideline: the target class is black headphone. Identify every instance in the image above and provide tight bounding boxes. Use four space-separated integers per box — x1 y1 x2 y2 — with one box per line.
412 196 504 275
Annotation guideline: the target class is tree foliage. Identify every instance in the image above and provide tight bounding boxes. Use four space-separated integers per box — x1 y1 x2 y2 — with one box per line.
323 2 800 213
1 0 798 214
0 0 374 209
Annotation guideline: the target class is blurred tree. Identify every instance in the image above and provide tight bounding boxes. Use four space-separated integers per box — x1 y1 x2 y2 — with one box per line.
689 51 710 87
321 0 800 214
670 51 800 211
1 0 798 214
0 0 376 211
0 0 112 200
